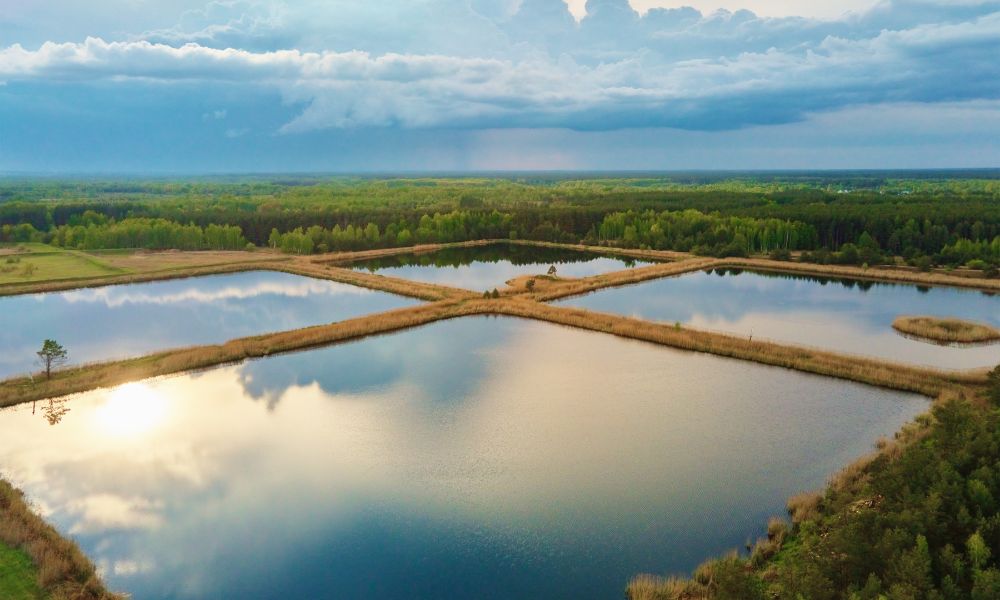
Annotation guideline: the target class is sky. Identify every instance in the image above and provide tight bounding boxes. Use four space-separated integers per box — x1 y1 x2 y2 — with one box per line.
0 0 998 172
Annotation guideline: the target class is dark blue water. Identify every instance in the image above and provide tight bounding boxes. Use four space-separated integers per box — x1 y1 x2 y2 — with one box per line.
557 268 999 369
0 318 926 599
0 270 418 379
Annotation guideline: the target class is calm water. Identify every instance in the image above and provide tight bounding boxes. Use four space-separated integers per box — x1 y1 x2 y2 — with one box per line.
348 244 654 290
558 268 1000 370
0 318 925 599
0 271 417 379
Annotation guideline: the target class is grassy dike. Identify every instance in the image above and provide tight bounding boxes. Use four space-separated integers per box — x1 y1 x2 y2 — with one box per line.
0 240 997 598
0 290 988 409
0 479 122 600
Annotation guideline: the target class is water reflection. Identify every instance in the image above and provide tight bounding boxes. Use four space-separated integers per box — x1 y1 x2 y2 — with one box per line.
0 318 925 599
0 271 417 379
34 397 70 425
349 244 655 290
558 268 1000 369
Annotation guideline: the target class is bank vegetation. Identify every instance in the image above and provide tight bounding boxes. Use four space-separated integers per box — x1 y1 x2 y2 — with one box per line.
0 479 121 599
893 316 1000 345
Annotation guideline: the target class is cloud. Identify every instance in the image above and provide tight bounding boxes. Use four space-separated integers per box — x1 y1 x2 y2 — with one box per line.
58 278 372 308
0 0 998 138
2 2 999 134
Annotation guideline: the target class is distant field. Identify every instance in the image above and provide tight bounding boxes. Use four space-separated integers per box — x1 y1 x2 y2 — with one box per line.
0 245 123 285
0 246 284 288
0 543 42 600
92 249 277 272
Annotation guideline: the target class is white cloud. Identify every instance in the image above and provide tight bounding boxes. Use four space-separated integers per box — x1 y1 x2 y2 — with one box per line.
2 4 999 134
0 0 998 136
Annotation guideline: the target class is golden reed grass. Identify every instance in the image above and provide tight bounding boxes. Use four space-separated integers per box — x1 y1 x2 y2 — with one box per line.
0 479 122 599
0 299 493 407
273 259 478 301
491 299 986 397
315 239 497 265
892 315 1000 344
0 256 288 297
3 295 984 409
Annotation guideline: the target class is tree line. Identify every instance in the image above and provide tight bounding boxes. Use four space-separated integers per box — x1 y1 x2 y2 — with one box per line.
1 177 999 267
1 217 248 251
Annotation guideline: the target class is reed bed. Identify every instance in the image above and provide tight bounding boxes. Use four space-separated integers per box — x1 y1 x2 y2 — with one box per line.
0 300 493 407
314 239 497 265
274 259 477 301
1 294 987 408
721 257 1000 292
490 300 985 397
0 479 121 599
892 315 1000 344
532 258 718 301
507 239 690 262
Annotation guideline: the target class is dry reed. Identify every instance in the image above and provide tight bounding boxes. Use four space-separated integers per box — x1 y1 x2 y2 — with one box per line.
892 315 1000 344
0 299 494 407
489 299 985 397
0 479 121 599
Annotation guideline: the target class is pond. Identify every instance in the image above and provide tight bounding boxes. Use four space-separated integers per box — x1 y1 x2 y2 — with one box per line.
556 268 1000 370
0 271 417 379
347 243 655 290
0 317 926 599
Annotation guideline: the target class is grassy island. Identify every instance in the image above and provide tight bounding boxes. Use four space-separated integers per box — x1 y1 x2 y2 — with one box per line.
893 316 1000 345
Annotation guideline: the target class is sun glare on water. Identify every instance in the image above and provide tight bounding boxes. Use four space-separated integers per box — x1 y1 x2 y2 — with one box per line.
94 382 169 437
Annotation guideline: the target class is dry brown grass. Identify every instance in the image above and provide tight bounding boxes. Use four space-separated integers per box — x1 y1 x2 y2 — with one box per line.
314 239 497 265
627 573 709 600
533 258 718 301
508 239 690 262
721 257 1000 292
489 299 983 397
0 256 289 297
0 479 121 599
892 315 1000 344
275 259 477 301
1 293 988 410
0 299 495 407
95 249 277 271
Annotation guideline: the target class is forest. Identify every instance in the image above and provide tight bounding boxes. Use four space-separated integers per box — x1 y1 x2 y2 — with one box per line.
0 174 998 268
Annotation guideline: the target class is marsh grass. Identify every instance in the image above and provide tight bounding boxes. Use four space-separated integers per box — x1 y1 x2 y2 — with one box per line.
490 300 984 397
892 315 1000 344
0 480 120 600
0 299 489 407
316 239 497 265
274 259 477 301
0 257 287 297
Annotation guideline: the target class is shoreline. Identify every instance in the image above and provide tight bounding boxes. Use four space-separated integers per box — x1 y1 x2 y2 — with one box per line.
0 240 996 598
3 241 996 299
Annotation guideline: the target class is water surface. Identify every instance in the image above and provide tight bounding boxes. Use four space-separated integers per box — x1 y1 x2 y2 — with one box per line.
558 268 1000 369
0 271 417 379
349 244 655 290
0 318 925 599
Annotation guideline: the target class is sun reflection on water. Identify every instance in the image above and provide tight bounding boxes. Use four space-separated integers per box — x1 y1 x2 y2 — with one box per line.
94 382 169 436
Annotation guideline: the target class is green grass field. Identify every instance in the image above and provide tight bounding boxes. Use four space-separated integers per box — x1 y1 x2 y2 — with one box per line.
0 543 43 600
0 245 124 285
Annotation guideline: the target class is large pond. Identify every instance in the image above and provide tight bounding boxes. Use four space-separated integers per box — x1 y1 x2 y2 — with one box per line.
557 268 1000 370
0 271 417 379
348 244 655 290
0 318 925 599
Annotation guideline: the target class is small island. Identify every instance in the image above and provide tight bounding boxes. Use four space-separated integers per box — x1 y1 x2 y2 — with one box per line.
892 315 1000 345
